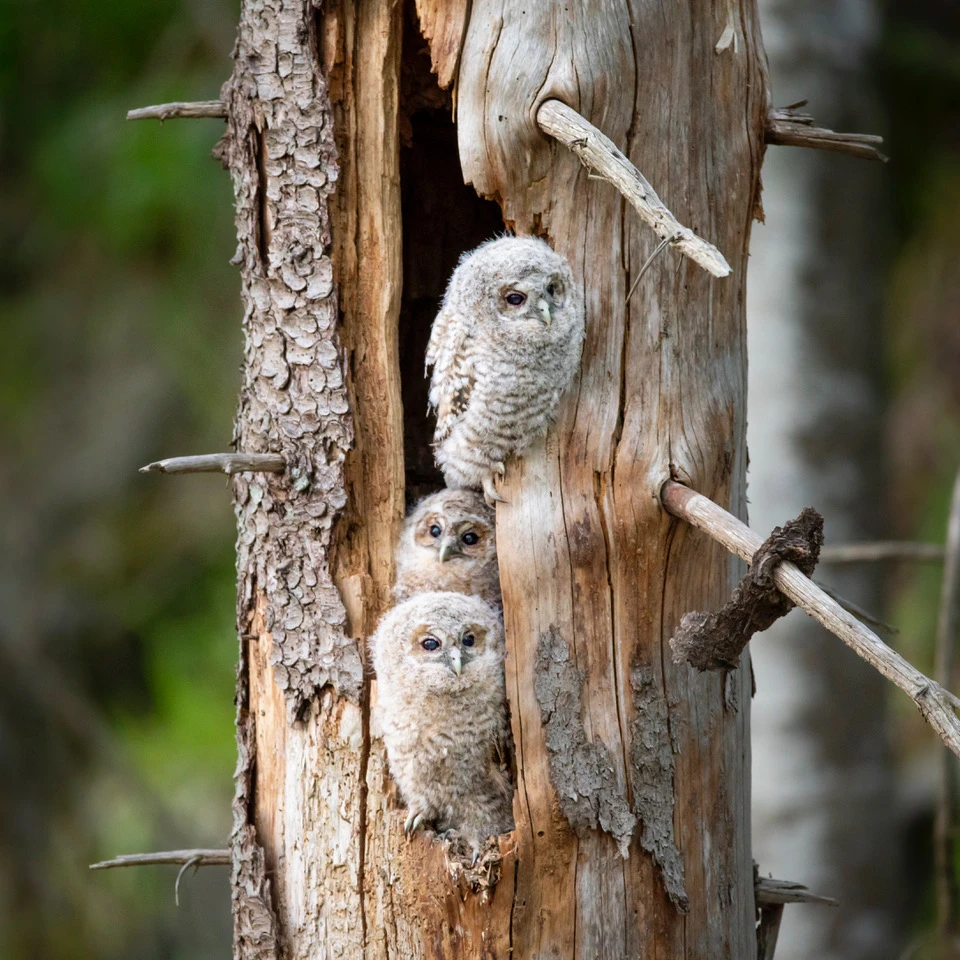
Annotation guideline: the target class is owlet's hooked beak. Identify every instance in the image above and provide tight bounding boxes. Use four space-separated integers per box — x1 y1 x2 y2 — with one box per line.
448 646 462 677
537 298 552 328
438 535 462 563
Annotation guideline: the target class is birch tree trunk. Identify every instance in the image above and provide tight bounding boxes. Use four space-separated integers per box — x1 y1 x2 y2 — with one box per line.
218 1 769 957
748 1 904 957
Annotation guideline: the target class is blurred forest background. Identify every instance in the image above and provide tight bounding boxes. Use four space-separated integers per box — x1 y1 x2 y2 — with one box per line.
0 1 957 959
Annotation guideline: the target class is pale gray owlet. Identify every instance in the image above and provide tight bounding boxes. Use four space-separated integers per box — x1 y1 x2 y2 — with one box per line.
393 489 501 609
426 236 585 505
370 592 514 851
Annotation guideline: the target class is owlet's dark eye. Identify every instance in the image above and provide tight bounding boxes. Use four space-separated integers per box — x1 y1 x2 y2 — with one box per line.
504 291 526 306
429 524 441 538
462 633 476 648
461 531 479 546
421 637 441 651
547 282 557 297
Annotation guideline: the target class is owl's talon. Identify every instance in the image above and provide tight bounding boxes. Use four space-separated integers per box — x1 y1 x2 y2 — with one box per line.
404 812 424 837
494 461 506 479
482 475 507 506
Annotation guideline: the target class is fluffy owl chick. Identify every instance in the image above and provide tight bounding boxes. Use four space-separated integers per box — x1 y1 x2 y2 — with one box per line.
426 236 585 505
393 489 501 609
370 592 514 851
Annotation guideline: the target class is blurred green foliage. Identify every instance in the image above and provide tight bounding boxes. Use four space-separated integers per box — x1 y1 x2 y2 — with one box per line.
0 2 241 958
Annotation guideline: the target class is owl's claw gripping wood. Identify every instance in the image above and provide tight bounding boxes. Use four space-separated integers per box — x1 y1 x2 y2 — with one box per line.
482 474 507 507
404 811 424 837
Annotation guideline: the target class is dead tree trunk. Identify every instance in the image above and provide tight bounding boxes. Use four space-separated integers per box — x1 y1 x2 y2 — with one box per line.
218 1 768 958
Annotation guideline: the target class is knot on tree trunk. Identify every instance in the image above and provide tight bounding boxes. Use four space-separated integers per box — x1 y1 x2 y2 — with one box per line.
670 508 824 671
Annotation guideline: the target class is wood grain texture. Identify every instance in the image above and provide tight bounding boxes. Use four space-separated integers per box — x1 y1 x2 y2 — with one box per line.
441 2 768 957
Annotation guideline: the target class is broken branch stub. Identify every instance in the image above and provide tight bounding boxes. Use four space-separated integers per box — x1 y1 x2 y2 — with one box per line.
670 507 823 670
139 453 286 475
535 99 732 278
127 101 228 121
765 106 887 162
661 480 960 760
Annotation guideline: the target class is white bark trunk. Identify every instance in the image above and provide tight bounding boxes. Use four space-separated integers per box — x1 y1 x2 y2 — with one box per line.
748 2 904 957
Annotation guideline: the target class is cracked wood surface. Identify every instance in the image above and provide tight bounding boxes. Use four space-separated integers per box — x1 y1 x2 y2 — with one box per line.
417 1 769 957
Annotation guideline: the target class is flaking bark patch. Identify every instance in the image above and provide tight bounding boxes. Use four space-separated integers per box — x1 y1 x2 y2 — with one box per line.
669 508 824 671
629 666 689 912
535 628 636 857
218 0 362 716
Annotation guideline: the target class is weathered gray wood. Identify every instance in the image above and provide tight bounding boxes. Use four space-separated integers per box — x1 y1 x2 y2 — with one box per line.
421 3 769 957
139 453 285 475
755 876 838 907
127 101 227 121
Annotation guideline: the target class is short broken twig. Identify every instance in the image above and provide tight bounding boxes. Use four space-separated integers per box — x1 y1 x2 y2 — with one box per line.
820 541 946 564
89 849 230 907
139 453 286 476
127 101 227 121
536 99 731 278
90 849 230 870
661 480 960 760
755 876 838 907
765 105 887 162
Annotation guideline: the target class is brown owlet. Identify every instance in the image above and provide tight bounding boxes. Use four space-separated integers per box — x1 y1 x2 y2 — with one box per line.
393 489 501 609
370 592 514 852
426 236 585 505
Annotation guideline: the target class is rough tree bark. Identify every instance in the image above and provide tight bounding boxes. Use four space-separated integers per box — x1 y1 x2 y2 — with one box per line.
218 1 769 958
747 2 904 958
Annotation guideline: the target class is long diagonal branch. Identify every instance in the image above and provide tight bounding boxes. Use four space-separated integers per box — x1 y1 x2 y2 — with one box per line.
536 99 732 278
660 480 960 759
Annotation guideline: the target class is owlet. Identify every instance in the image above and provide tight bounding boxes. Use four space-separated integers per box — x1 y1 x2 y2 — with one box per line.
393 489 501 609
426 235 585 505
370 592 514 852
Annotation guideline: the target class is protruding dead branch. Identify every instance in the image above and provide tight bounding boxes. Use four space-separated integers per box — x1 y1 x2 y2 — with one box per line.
127 101 227 121
820 541 946 564
766 103 887 162
90 849 230 869
935 469 960 940
536 99 732 278
140 453 286 475
90 849 230 907
661 480 960 760
755 876 838 907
